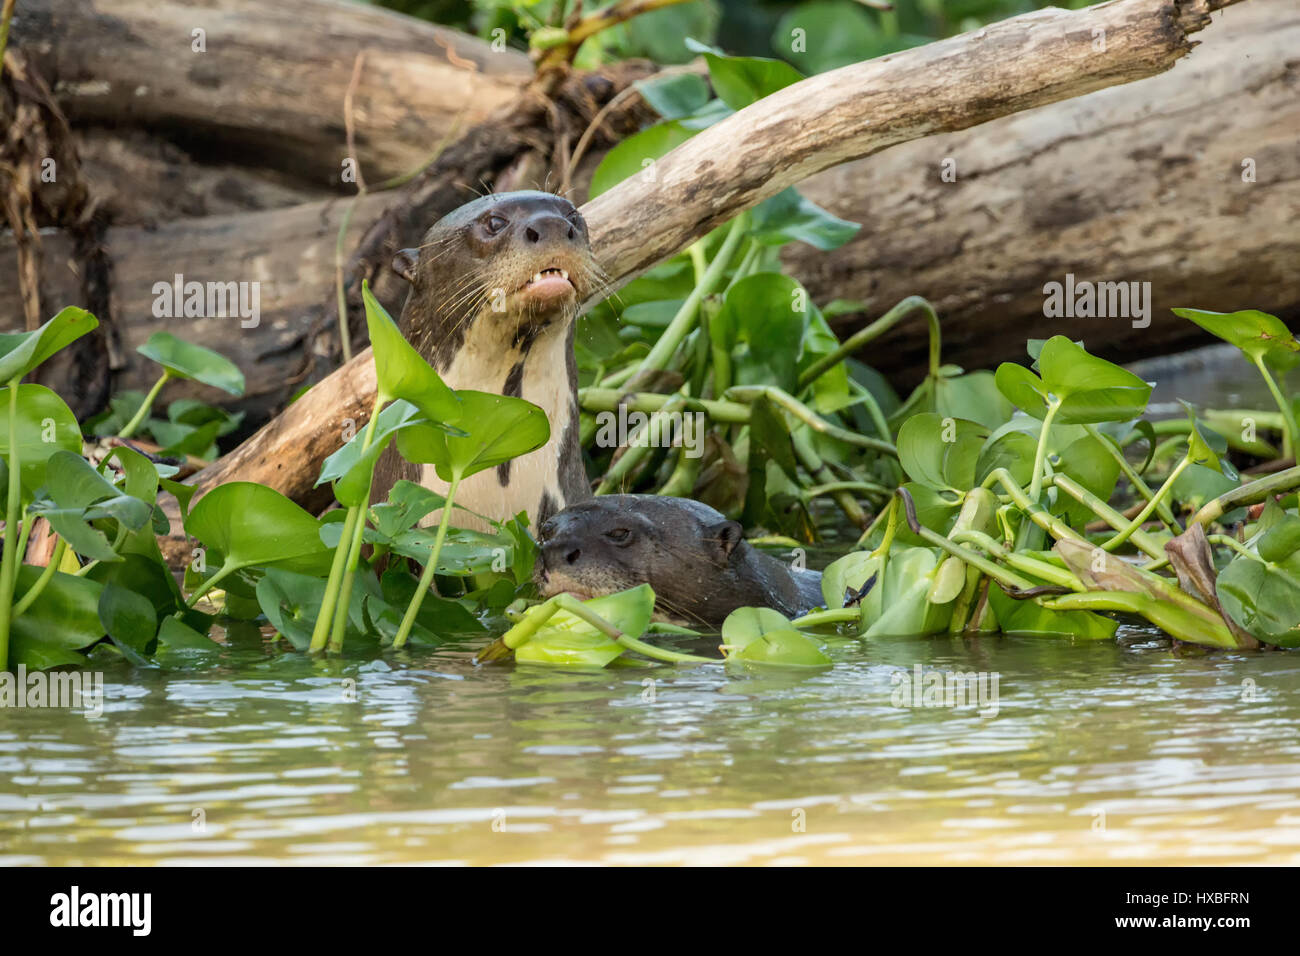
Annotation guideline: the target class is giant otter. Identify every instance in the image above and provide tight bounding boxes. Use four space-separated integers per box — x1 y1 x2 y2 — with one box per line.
534 495 825 630
372 190 602 529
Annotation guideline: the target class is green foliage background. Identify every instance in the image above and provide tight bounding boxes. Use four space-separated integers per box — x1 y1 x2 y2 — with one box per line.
370 0 1100 70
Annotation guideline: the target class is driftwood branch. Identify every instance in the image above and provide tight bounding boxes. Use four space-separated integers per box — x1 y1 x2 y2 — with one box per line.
49 0 1238 559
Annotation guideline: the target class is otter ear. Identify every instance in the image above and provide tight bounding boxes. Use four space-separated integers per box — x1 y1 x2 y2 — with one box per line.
392 248 420 285
708 520 744 560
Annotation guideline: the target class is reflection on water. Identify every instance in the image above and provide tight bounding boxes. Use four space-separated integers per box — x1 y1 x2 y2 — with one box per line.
3 626 1298 865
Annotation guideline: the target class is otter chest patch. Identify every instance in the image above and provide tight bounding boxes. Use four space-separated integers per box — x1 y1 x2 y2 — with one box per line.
420 321 574 530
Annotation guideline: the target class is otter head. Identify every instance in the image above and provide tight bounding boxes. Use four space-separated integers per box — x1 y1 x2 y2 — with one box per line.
534 495 744 624
392 191 599 363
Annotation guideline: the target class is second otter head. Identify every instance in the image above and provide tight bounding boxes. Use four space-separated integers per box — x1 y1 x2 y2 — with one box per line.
393 191 599 361
534 495 745 623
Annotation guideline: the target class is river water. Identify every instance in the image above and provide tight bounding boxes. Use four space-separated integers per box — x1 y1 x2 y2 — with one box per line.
3 624 1299 865
2 344 1297 865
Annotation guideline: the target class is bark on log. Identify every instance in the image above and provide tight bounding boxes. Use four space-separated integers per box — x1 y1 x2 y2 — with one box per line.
152 0 1245 564
790 0 1300 382
12 0 531 184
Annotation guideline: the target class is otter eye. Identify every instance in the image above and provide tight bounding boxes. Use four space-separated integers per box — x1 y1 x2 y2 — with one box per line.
484 214 508 235
604 528 632 545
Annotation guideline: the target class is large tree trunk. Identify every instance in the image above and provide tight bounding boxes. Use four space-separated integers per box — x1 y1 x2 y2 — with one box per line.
147 0 1246 565
790 0 1299 382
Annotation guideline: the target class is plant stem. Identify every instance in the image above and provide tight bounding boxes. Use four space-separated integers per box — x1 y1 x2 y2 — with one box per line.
983 467 1088 547
309 505 359 653
552 594 713 664
797 296 941 390
393 474 460 650
185 562 237 608
630 212 748 379
12 537 66 618
1190 464 1300 529
791 608 859 628
0 0 16 85
726 385 897 455
118 370 171 439
1050 473 1166 560
1101 455 1190 553
1027 399 1061 505
0 376 21 669
328 406 385 653
1082 423 1179 532
1251 355 1298 460
581 388 750 423
594 394 686 495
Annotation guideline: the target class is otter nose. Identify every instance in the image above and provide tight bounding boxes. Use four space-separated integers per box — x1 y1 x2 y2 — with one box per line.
522 211 577 245
541 535 582 566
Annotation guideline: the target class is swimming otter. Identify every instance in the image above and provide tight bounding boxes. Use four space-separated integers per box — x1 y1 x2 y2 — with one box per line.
372 191 602 529
534 495 825 630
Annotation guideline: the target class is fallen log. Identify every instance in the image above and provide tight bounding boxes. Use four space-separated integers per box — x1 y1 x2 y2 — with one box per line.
151 0 1244 564
12 0 531 184
791 0 1299 381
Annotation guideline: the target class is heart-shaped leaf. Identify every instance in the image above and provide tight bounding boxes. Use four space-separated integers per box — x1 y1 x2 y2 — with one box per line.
137 332 245 395
186 482 334 576
397 389 550 484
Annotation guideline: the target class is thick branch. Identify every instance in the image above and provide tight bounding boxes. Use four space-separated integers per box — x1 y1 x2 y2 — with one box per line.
583 0 1242 287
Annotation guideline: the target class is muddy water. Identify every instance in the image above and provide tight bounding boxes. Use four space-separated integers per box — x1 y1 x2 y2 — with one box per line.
2 344 1297 866
3 625 1298 865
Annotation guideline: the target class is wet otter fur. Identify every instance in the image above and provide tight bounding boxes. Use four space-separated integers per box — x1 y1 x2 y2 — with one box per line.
534 495 825 630
371 190 604 529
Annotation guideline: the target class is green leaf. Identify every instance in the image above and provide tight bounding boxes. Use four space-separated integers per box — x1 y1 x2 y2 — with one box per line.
721 273 811 392
370 480 447 539
862 547 954 638
1217 555 1300 648
98 581 158 654
720 606 793 652
589 120 696 198
186 482 334 576
996 337 1152 424
732 628 832 668
43 450 153 530
0 307 98 384
820 550 880 609
0 384 83 496
897 413 989 492
317 399 426 506
156 616 222 655
684 38 804 110
362 282 460 424
774 0 889 73
748 188 860 251
1172 308 1300 370
635 73 710 119
137 332 245 395
514 586 657 667
396 389 550 484
1180 400 1222 472
1258 514 1300 565
987 586 1118 640
10 566 105 667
